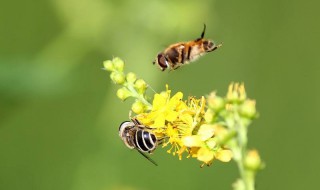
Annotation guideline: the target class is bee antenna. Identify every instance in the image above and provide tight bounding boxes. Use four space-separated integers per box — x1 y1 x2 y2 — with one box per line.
201 23 206 39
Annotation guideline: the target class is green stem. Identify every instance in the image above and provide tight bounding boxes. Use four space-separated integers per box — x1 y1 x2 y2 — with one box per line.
232 111 255 190
126 83 152 110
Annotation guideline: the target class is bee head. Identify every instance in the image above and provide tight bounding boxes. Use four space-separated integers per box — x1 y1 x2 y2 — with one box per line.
203 40 215 52
119 121 136 149
203 40 222 52
155 53 169 71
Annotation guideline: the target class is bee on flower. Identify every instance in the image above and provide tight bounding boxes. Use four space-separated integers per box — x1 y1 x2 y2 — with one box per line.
103 58 260 172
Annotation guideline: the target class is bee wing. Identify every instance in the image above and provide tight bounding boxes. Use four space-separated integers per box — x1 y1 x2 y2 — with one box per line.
136 150 158 166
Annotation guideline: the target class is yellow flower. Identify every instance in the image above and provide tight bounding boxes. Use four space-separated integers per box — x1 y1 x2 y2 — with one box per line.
182 124 233 166
135 85 233 166
137 85 184 127
136 85 209 159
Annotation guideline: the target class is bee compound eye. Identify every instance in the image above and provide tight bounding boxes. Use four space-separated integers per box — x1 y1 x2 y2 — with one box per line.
203 40 215 52
157 54 168 70
118 121 132 132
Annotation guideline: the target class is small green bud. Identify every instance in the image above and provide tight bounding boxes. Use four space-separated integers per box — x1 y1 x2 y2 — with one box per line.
134 79 147 94
232 179 245 190
112 57 125 72
207 92 225 111
116 87 131 101
131 100 145 114
239 100 257 118
110 72 125 84
126 72 137 83
244 150 263 171
103 60 114 71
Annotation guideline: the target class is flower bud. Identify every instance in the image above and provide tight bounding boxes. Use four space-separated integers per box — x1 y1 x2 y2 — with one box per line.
103 60 114 71
134 79 147 94
112 57 125 71
244 150 262 171
126 72 137 83
240 100 257 118
131 100 145 114
116 87 131 101
207 92 224 111
226 83 246 103
233 179 245 190
110 72 125 85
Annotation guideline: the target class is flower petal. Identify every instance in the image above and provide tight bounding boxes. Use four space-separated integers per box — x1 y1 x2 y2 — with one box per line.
154 114 166 127
197 124 215 141
197 147 214 163
168 92 183 108
179 114 193 127
152 94 166 111
216 149 233 162
206 138 217 149
166 110 179 122
182 135 202 147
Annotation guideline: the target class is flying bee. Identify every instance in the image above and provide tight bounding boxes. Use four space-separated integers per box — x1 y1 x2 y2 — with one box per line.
153 24 222 71
119 118 161 166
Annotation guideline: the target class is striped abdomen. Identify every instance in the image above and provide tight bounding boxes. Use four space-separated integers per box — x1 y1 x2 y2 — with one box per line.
134 129 157 153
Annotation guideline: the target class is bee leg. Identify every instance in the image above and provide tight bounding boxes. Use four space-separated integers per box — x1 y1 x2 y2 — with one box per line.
131 118 143 126
173 66 180 70
157 136 169 145
137 150 158 166
208 43 223 52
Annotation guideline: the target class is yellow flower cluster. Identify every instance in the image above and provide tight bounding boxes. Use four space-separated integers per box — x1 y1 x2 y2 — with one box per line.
104 57 262 189
136 85 232 166
103 58 261 169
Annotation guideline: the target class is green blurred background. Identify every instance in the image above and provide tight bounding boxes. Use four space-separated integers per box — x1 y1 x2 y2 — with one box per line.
0 0 319 189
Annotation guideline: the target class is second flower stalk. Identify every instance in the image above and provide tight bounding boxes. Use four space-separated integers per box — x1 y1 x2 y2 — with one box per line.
104 57 152 113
